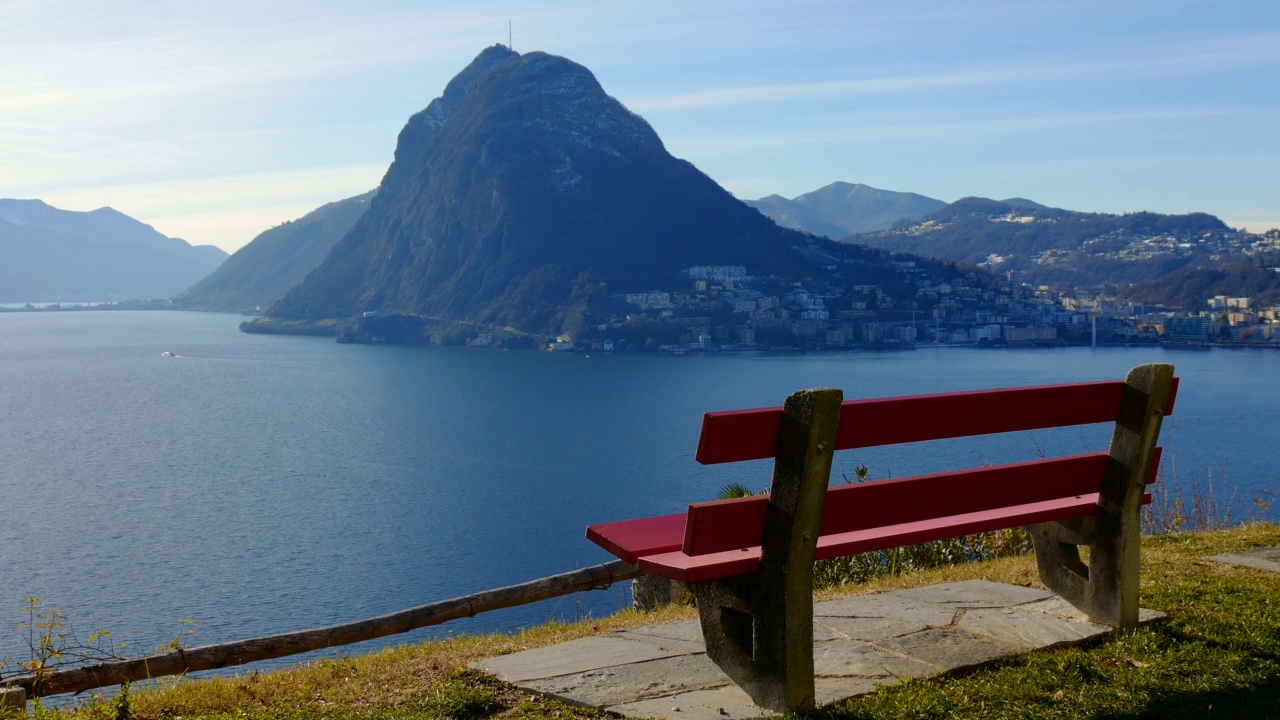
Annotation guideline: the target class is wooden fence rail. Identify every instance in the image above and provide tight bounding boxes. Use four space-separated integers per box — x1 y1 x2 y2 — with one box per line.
4 559 640 700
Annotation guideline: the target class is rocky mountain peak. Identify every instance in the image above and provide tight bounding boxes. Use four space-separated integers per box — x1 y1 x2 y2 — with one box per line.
410 44 519 132
265 47 809 335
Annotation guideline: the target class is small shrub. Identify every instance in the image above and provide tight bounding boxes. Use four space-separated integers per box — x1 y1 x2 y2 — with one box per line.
814 529 1031 589
1143 443 1277 535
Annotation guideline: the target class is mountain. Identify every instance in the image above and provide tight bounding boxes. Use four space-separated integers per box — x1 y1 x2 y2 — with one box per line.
179 191 375 313
999 198 1048 210
262 46 815 335
745 195 851 240
849 197 1238 288
1118 259 1280 311
0 199 228 303
746 182 946 238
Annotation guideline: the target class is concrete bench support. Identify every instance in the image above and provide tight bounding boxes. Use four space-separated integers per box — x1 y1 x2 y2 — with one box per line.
1029 363 1175 628
0 687 27 717
691 387 842 713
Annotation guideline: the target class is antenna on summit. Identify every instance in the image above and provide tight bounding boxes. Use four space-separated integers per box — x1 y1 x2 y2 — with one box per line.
508 21 513 51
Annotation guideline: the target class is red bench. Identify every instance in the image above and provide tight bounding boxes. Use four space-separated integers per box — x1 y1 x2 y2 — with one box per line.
587 364 1177 713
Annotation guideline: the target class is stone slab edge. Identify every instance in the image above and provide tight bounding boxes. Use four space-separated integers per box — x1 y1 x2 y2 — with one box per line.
1209 551 1280 573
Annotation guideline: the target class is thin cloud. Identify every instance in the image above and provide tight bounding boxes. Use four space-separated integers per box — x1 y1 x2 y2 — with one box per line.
0 10 494 117
632 70 1024 112
668 108 1245 155
633 31 1280 112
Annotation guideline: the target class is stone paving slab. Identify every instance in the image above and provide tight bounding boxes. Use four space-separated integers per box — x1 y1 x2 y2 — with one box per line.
472 580 1166 720
524 654 731 708
476 636 683 683
812 638 936 679
874 624 1016 672
1210 546 1280 573
956 606 1108 649
609 685 764 720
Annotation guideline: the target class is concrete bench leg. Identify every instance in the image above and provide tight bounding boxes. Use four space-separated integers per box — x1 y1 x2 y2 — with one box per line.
692 387 842 714
0 687 27 717
1030 363 1175 628
632 575 687 611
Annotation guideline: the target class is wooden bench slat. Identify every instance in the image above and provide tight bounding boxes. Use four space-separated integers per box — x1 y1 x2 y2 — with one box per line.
696 378 1179 465
810 491 1151 562
585 512 686 564
683 449 1161 557
642 491 1152 583
685 452 1098 556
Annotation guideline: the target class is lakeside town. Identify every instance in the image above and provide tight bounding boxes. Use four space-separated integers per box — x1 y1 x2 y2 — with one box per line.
533 260 1280 353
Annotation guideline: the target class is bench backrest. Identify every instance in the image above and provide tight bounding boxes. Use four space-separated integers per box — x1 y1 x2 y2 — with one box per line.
684 378 1178 558
696 378 1179 464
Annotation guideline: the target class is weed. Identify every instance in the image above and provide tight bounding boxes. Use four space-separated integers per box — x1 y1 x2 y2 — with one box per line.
109 684 129 720
1143 445 1277 535
2 597 130 695
715 482 755 499
154 620 197 655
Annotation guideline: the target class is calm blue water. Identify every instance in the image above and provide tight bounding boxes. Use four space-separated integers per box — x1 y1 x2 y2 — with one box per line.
0 311 1275 676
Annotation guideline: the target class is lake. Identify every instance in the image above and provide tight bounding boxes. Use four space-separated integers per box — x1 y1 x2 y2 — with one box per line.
0 311 1275 675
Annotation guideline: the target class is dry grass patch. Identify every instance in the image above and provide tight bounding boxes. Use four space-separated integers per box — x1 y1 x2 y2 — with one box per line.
49 604 695 720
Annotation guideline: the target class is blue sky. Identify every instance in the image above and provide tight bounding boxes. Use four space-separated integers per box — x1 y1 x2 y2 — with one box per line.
3 0 1277 252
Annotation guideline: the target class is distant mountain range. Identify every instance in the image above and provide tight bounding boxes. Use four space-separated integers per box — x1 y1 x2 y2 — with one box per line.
179 191 375 313
0 199 227 303
254 45 828 337
746 182 948 238
846 196 1243 289
193 179 1273 321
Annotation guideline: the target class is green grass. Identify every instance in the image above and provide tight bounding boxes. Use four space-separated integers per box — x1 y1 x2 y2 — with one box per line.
822 526 1280 719
20 524 1280 720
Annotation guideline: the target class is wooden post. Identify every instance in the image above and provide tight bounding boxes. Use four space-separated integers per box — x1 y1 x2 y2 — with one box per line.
1030 363 1174 628
0 687 26 717
692 387 842 713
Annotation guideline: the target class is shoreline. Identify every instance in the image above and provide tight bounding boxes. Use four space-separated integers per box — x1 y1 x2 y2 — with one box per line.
3 305 1277 351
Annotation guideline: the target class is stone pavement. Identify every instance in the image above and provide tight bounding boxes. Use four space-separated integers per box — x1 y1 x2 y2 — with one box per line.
473 580 1165 720
1209 546 1280 572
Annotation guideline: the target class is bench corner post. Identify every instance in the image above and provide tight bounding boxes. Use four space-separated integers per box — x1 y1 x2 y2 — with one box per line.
693 387 842 713
1032 362 1174 628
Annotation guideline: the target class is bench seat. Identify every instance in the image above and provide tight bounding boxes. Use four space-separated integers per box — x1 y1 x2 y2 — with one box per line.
586 512 686 565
